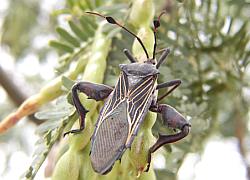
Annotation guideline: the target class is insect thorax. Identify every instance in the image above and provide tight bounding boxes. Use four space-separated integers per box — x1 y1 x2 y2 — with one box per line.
119 63 158 88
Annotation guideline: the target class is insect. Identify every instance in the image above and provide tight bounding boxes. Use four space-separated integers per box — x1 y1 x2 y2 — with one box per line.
64 12 191 174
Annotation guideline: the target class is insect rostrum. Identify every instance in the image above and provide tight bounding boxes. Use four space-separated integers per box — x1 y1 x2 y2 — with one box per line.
64 12 191 175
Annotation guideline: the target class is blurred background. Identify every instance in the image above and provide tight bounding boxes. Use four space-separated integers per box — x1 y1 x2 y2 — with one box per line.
0 0 250 179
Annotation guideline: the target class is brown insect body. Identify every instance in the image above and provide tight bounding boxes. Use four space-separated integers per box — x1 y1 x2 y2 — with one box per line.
65 12 190 175
90 63 158 174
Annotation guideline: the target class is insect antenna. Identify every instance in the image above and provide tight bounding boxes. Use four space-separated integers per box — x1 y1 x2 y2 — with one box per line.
86 12 149 59
153 12 165 60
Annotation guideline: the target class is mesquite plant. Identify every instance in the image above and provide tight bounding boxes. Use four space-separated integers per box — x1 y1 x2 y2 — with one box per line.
0 0 249 180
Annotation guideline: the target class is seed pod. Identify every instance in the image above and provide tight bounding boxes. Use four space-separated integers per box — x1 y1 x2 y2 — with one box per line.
78 144 97 180
69 116 93 151
129 0 155 27
138 167 156 180
132 27 155 60
0 55 88 134
67 23 112 150
129 0 157 178
129 113 157 177
53 23 112 179
52 147 81 180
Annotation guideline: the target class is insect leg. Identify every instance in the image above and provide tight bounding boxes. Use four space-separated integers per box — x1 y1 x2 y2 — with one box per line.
156 48 170 69
146 104 191 171
156 79 181 102
64 82 113 136
73 82 113 101
123 49 136 63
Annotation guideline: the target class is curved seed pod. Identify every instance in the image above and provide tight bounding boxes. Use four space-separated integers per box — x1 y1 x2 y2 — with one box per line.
0 55 88 134
78 138 97 180
52 147 82 180
119 152 135 180
128 0 157 178
68 116 93 151
97 162 119 180
138 167 156 180
129 0 155 27
132 27 155 61
129 113 157 176
52 23 112 179
68 24 112 150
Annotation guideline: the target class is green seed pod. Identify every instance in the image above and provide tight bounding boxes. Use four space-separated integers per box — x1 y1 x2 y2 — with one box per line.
52 147 81 180
119 151 133 179
0 54 89 134
68 22 111 150
138 167 156 180
129 0 155 27
129 0 157 178
129 113 157 178
69 116 93 151
132 27 154 60
97 162 119 180
53 23 112 179
78 144 97 180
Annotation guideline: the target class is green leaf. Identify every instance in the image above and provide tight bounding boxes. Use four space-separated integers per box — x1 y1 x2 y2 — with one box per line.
61 76 75 90
35 109 72 120
56 27 80 47
68 20 88 41
45 130 52 145
79 16 96 35
67 92 74 105
25 167 33 178
35 120 61 135
33 144 46 156
49 40 74 53
84 0 94 10
35 138 43 145
83 16 98 29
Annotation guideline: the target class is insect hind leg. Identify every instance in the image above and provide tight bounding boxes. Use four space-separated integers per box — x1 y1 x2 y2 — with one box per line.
146 104 191 171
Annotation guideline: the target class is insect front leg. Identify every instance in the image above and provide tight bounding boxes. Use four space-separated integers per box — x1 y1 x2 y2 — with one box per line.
64 82 113 136
156 79 181 102
156 48 170 69
146 104 191 171
123 49 136 63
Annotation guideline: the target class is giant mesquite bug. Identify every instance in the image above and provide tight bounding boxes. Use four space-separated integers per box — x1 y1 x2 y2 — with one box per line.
64 12 191 175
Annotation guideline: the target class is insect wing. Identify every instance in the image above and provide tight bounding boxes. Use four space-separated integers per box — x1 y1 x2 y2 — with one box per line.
90 73 156 174
90 74 129 174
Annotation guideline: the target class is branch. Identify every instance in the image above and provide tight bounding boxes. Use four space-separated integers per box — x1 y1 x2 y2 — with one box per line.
0 65 40 124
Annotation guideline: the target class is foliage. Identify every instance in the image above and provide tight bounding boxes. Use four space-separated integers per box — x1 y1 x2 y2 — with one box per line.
0 0 250 179
1 0 39 57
